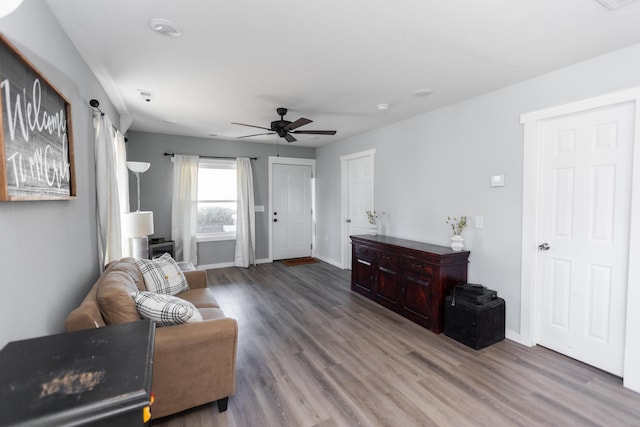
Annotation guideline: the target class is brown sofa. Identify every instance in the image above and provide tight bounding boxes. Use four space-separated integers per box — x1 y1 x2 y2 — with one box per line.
65 258 238 419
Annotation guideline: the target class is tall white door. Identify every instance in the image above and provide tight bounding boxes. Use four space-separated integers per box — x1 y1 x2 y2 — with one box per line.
341 151 375 269
272 164 312 260
536 102 634 376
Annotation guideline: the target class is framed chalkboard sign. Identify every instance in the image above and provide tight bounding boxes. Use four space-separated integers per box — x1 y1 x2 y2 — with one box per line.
0 34 76 201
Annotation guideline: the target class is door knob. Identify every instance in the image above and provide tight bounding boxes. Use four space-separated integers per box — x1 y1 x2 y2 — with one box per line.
538 242 550 251
346 219 351 223
274 218 278 222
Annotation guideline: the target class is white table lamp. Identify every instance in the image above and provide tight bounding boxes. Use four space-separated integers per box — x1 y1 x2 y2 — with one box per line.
123 211 154 259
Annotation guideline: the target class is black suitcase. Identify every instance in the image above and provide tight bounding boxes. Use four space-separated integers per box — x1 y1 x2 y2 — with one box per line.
451 283 497 306
444 295 505 350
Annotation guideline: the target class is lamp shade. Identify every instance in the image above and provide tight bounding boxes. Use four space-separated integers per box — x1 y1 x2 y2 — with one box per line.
122 211 154 237
127 161 151 173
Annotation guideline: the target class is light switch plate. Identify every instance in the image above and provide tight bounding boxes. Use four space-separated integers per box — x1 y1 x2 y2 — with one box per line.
490 175 505 187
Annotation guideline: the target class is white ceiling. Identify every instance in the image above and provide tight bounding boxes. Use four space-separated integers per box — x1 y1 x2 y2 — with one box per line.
46 0 640 147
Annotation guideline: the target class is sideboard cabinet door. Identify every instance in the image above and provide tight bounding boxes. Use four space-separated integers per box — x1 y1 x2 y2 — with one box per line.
402 259 435 328
352 244 377 297
375 251 402 311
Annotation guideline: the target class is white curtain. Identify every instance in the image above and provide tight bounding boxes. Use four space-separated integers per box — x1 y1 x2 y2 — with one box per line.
114 130 130 254
234 157 255 267
171 155 199 264
94 114 128 269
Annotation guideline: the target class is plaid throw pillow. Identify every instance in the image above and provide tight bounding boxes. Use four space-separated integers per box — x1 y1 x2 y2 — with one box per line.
133 291 203 327
136 253 189 295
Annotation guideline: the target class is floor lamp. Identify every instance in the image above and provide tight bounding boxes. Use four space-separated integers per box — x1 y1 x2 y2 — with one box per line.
123 161 154 259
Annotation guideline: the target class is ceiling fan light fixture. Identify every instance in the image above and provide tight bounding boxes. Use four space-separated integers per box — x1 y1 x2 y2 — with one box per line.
148 18 183 37
377 103 389 111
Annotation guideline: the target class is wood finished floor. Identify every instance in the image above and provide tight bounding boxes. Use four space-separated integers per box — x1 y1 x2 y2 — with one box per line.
154 261 640 427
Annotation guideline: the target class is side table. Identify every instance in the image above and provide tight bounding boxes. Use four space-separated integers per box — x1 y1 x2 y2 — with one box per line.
148 240 175 259
0 320 155 426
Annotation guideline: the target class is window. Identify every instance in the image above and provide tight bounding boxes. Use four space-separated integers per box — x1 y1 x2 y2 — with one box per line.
197 159 237 241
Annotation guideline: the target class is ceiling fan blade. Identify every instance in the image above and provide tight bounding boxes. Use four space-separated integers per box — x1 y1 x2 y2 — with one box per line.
231 122 271 131
284 134 297 143
291 130 337 135
284 117 312 131
237 132 274 138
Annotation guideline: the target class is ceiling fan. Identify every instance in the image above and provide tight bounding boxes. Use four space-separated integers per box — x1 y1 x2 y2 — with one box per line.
232 107 337 142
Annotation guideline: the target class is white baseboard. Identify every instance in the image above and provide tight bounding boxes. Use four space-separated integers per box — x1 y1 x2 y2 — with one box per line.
314 254 343 269
505 328 526 345
196 262 234 270
197 258 271 270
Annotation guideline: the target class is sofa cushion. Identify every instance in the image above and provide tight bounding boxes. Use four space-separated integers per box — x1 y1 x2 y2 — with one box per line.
178 288 220 309
133 291 203 326
97 270 143 324
136 254 189 296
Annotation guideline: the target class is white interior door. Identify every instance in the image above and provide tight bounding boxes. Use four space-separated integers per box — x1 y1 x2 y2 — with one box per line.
341 150 375 269
536 102 634 376
272 163 312 260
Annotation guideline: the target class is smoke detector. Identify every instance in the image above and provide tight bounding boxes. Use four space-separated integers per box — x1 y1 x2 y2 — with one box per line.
138 90 154 103
148 18 183 37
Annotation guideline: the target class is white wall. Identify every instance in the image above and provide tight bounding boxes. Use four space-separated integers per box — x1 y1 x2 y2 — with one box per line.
316 41 640 338
0 2 117 347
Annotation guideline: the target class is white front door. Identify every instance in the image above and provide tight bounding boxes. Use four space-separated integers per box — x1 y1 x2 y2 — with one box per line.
536 102 634 376
341 150 375 269
272 163 312 260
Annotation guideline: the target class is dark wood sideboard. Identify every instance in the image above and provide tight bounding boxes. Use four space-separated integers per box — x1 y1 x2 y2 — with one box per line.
351 235 470 334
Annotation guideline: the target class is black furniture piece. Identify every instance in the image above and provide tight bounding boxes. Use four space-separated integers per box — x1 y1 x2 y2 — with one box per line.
351 234 470 334
444 293 505 350
148 239 175 259
0 320 155 426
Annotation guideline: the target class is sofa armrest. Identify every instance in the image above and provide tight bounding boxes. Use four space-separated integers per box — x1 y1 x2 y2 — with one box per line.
151 317 238 419
184 269 207 289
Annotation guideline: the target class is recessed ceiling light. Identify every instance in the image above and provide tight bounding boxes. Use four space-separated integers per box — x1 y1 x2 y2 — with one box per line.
0 0 23 18
148 18 183 37
377 103 389 111
163 119 177 124
413 88 433 97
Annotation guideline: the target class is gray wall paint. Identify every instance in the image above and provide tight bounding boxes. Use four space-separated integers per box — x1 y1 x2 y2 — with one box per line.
125 131 315 265
315 42 640 336
0 3 118 347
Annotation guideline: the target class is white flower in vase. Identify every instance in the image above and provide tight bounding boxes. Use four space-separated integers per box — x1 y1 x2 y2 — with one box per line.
446 216 467 251
366 210 378 235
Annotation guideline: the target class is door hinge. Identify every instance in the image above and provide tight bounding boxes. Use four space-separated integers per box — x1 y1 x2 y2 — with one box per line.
310 243 313 250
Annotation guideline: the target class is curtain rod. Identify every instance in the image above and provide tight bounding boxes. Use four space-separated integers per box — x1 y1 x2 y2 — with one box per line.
90 99 125 137
164 152 258 160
